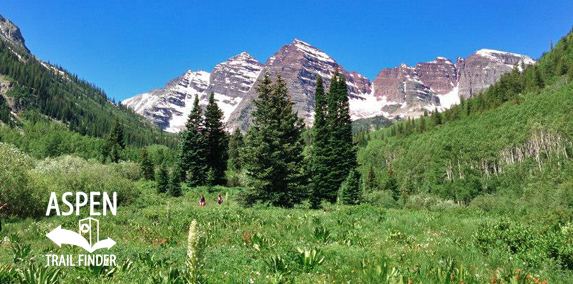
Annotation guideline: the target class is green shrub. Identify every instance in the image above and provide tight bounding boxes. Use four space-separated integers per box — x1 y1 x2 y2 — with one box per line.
0 143 42 217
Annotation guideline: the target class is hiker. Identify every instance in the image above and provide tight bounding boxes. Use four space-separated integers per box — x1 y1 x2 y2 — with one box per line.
199 195 206 207
0 203 7 232
217 194 223 205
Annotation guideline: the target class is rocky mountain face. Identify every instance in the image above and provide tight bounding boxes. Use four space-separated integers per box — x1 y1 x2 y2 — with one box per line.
365 50 535 119
122 40 534 132
457 49 535 98
121 70 210 132
122 53 263 132
0 14 29 53
226 39 372 130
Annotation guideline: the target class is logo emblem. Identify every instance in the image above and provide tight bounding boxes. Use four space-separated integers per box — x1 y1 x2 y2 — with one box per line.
46 217 116 253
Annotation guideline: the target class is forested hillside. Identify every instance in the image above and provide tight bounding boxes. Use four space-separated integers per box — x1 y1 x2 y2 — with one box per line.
0 38 178 151
358 28 573 213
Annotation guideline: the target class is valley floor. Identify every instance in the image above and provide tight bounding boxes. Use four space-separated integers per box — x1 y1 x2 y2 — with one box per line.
0 184 571 284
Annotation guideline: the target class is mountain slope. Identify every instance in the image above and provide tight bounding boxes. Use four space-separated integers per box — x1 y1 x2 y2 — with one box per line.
365 50 534 119
226 39 372 130
0 14 29 53
358 29 573 205
0 14 176 148
123 38 533 132
123 52 263 132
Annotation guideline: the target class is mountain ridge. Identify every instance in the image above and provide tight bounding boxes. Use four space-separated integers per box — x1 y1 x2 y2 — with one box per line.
123 39 535 132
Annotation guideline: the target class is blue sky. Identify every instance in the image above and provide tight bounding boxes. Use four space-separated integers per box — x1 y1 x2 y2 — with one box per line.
2 1 573 101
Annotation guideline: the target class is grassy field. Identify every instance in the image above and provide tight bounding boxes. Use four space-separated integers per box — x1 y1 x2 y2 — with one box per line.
0 183 571 284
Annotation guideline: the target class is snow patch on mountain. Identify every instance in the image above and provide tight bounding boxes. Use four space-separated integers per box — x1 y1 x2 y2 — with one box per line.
475 49 536 66
436 84 460 109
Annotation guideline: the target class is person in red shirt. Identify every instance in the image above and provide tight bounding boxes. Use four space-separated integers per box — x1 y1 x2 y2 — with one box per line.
199 195 206 207
217 194 223 205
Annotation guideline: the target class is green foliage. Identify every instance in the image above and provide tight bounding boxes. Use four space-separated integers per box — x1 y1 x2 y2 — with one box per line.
0 40 178 149
227 128 244 172
352 115 393 133
310 73 358 207
179 95 208 187
324 72 357 203
17 263 61 284
106 118 125 163
475 219 573 269
0 143 140 218
204 92 228 186
168 165 182 197
155 164 169 194
11 243 31 263
139 147 154 180
0 264 17 283
241 74 307 207
295 247 324 272
340 168 361 205
309 75 331 208
0 143 38 217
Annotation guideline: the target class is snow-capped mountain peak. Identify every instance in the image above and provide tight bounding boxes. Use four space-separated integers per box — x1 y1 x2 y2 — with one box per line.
123 42 535 132
475 49 536 65
122 53 264 133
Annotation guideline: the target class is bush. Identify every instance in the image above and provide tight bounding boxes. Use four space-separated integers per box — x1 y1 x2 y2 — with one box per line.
0 143 43 217
362 190 399 208
30 156 140 210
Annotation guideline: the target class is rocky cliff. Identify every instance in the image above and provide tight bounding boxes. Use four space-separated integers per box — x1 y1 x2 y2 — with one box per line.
122 40 534 132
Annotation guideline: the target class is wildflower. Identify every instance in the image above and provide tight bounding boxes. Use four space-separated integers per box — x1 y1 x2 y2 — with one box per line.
186 220 204 282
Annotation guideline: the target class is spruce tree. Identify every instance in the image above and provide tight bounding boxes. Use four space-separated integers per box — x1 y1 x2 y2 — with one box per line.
227 128 244 171
140 148 155 180
324 71 357 203
340 168 361 205
168 165 182 197
309 75 331 207
179 95 208 187
364 165 378 192
156 164 169 194
204 92 228 185
241 74 307 207
385 168 400 201
108 118 125 163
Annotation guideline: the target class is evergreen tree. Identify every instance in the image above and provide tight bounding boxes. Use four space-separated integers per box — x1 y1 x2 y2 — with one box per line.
417 117 427 133
139 148 155 180
340 168 361 205
241 74 307 207
168 165 182 197
204 92 228 185
227 128 244 171
323 71 357 203
108 118 125 163
364 165 378 192
309 75 331 207
156 164 169 194
179 96 208 187
385 168 400 201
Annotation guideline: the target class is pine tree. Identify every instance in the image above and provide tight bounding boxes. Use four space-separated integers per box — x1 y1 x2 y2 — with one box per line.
227 128 244 171
309 75 331 207
168 165 183 197
417 117 427 133
204 92 228 185
140 148 155 180
323 71 357 203
179 96 208 187
108 118 125 163
241 74 307 207
156 164 169 194
364 165 378 192
340 168 361 205
385 168 399 201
